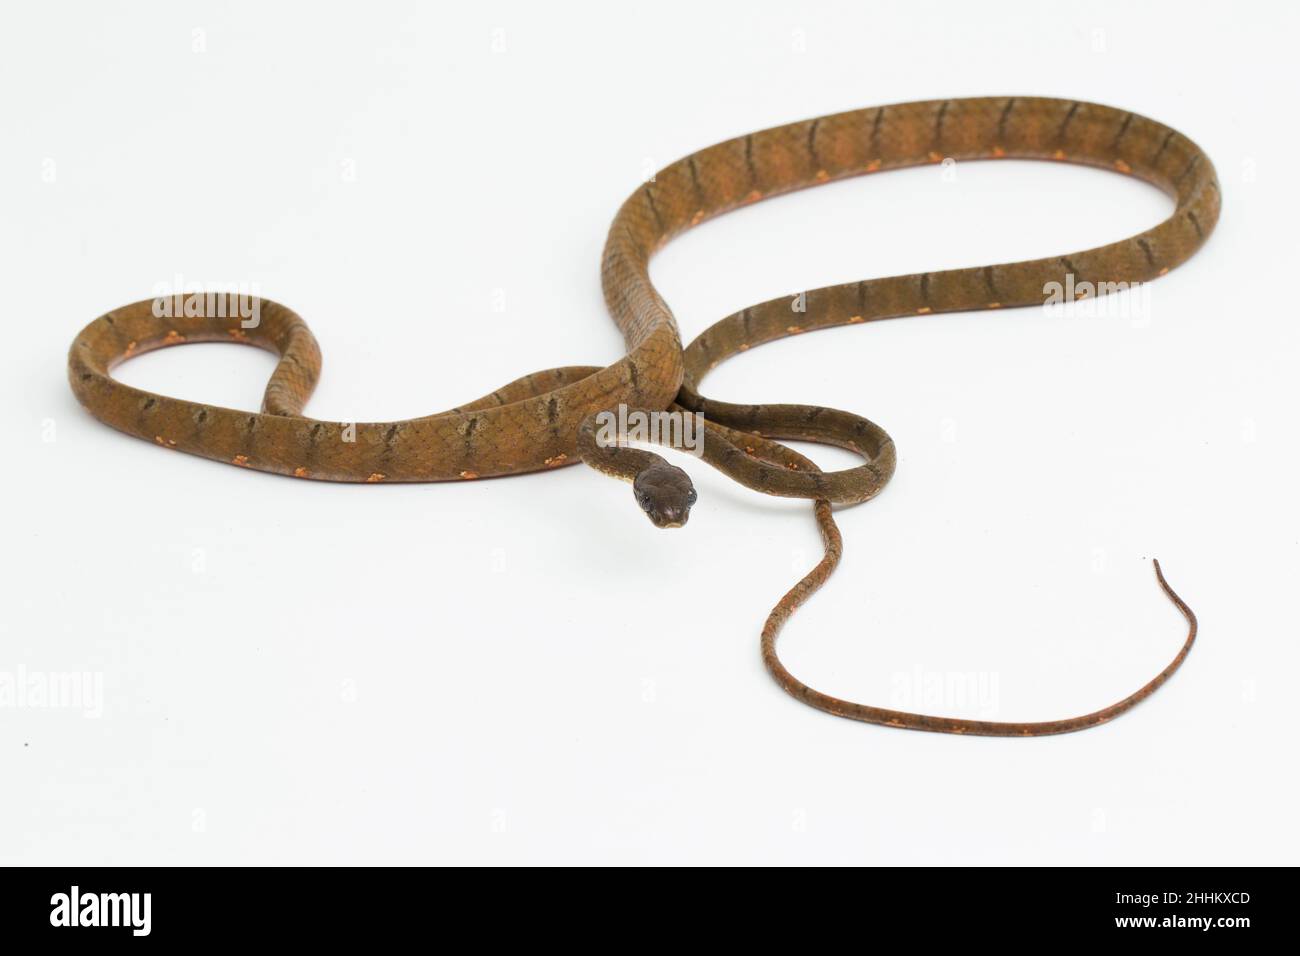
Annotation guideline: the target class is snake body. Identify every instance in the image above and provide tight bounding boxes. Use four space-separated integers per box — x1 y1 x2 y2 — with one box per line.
68 97 1217 735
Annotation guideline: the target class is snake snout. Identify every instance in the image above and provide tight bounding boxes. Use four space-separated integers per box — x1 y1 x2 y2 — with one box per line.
651 504 689 529
632 461 697 529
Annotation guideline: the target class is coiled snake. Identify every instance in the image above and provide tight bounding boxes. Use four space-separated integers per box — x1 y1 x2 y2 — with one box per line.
68 97 1217 735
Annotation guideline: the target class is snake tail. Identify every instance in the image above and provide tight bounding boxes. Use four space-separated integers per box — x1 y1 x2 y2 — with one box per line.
762 543 1198 735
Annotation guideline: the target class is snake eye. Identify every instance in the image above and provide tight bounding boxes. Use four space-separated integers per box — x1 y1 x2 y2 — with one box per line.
686 488 698 505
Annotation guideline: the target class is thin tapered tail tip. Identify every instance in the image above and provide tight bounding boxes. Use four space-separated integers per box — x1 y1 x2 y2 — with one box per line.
1150 556 1197 638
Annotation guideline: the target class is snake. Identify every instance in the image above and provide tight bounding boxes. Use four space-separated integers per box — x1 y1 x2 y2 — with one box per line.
68 97 1217 736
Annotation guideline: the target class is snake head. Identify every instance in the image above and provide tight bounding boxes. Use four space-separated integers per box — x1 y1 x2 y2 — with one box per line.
633 462 697 528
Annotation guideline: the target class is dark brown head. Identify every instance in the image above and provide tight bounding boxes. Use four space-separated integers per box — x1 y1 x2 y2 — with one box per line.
633 462 697 528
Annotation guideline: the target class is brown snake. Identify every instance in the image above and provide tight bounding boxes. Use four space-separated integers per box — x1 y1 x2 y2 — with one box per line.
68 97 1217 736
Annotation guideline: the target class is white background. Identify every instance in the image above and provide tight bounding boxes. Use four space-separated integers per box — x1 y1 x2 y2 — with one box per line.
2 1 1295 865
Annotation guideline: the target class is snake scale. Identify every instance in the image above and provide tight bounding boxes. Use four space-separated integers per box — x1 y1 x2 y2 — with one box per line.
68 97 1217 736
